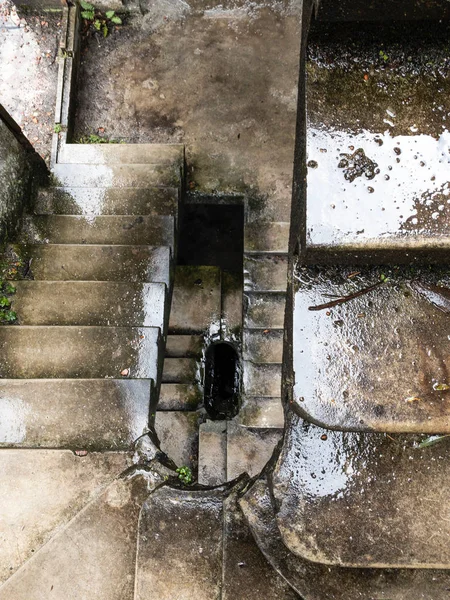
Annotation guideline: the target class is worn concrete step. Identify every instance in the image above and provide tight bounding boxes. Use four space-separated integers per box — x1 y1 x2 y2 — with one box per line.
0 326 161 380
245 222 289 253
161 357 198 384
34 186 178 216
235 397 284 429
243 362 281 397
135 484 233 600
169 265 221 334
221 271 243 340
22 215 174 247
226 422 282 480
0 466 163 600
158 383 202 410
154 411 200 469
0 450 131 586
11 281 167 328
240 475 450 600
272 415 450 570
27 244 171 286
244 292 286 329
244 254 288 292
198 420 227 486
243 330 283 364
52 163 180 189
0 379 153 449
58 142 184 166
165 334 203 358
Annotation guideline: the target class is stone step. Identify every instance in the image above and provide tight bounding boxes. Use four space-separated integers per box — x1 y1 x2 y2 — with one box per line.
240 475 450 600
165 334 203 358
11 281 167 328
243 329 283 364
52 163 180 189
243 362 281 397
245 222 289 253
27 244 171 286
221 271 243 340
198 420 227 486
0 379 153 449
22 215 174 248
158 383 202 411
154 411 200 469
244 292 286 329
0 326 161 381
0 465 165 600
34 187 178 217
161 357 199 384
235 397 284 429
168 265 221 334
290 266 450 433
226 422 282 480
271 414 450 570
244 254 288 292
0 450 131 586
57 142 184 166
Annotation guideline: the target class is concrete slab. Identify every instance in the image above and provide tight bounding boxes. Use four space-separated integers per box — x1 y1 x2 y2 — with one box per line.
162 358 199 384
243 362 281 397
58 142 184 165
290 265 450 432
245 222 289 253
168 266 221 334
271 412 450 569
165 334 203 358
221 271 243 341
28 244 171 286
0 379 152 449
11 281 167 328
0 326 161 380
23 215 174 247
34 186 178 216
226 422 282 480
243 330 283 364
244 254 288 292
198 420 227 486
244 292 286 329
236 397 284 429
154 411 201 469
52 163 179 188
0 450 131 584
0 466 164 600
240 475 450 600
158 383 202 411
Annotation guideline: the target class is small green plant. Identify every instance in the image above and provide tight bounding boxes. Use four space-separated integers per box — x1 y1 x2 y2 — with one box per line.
176 466 193 485
79 1 122 38
54 123 62 134
0 281 17 324
379 49 389 62
77 134 121 144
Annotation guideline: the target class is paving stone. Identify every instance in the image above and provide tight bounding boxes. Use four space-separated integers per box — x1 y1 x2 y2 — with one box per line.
236 397 284 429
158 383 202 411
244 292 286 329
245 222 289 253
221 271 243 340
168 266 221 334
290 266 450 432
0 379 152 449
271 412 450 569
162 357 199 384
22 215 174 247
222 489 299 600
52 163 180 188
58 142 184 165
198 420 227 486
0 466 163 600
243 362 281 397
11 281 167 328
0 450 131 584
28 244 171 286
0 326 161 381
135 484 229 600
243 329 283 364
34 187 178 216
244 254 288 292
154 411 201 469
241 474 450 600
165 334 203 358
226 422 282 480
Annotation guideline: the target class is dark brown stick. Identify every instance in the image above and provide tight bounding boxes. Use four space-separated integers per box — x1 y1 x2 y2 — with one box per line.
308 281 383 311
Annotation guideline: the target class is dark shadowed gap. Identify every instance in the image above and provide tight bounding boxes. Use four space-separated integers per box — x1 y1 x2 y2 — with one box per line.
204 342 240 420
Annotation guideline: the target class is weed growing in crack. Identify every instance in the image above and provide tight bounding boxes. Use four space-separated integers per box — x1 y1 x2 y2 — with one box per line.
77 133 122 144
79 1 122 38
176 466 193 485
0 280 17 324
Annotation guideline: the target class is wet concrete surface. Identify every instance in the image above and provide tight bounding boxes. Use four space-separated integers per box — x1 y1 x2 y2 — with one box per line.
305 21 450 257
271 411 450 569
291 264 450 432
74 2 301 216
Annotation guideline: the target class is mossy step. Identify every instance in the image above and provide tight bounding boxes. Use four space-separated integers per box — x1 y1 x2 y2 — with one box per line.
11 281 167 328
244 222 289 253
161 358 199 384
244 292 286 329
244 254 288 292
58 143 184 166
243 329 283 364
236 397 284 429
158 383 202 411
243 361 281 398
165 335 204 358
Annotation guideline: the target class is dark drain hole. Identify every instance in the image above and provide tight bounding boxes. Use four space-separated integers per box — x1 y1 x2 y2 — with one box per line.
204 342 240 420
